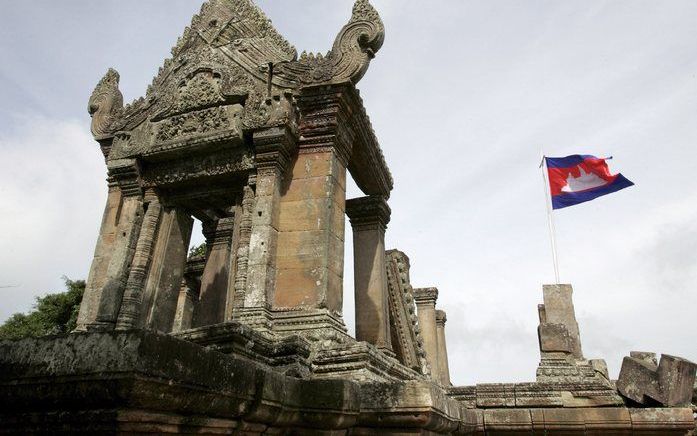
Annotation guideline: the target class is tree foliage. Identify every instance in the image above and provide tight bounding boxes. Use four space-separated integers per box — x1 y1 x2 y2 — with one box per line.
0 278 85 340
189 242 207 258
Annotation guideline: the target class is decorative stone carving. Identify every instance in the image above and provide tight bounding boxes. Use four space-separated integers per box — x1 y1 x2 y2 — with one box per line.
141 147 253 188
275 0 385 86
385 250 429 374
88 69 123 140
346 195 390 230
115 190 162 330
233 184 255 310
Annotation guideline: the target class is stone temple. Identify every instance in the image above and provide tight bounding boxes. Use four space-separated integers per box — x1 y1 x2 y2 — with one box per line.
1 1 695 434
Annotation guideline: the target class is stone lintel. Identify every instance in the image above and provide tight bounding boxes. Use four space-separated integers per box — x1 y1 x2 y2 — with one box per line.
202 216 235 247
413 287 439 306
345 195 391 230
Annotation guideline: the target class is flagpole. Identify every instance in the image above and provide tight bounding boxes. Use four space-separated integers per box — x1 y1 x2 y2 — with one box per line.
540 156 561 284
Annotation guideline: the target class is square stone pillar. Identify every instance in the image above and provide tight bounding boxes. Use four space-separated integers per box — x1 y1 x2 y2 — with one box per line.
75 185 123 331
115 190 164 330
193 216 235 327
240 125 297 328
138 207 193 332
414 287 440 380
435 310 452 386
81 159 144 331
273 85 353 334
346 195 392 353
539 284 583 359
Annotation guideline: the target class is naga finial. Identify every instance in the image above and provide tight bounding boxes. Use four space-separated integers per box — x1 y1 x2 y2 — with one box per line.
326 0 385 84
273 0 385 87
88 68 123 140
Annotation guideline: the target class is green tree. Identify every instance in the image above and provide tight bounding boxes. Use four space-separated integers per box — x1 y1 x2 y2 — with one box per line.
188 242 207 258
0 278 85 340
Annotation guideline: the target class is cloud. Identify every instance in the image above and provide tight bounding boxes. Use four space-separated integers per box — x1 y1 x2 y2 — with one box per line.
0 116 106 321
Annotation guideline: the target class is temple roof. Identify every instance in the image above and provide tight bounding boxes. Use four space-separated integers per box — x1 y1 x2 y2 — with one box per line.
88 0 392 195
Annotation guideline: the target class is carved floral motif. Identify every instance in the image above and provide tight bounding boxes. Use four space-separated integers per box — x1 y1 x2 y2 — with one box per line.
141 148 254 187
155 106 233 144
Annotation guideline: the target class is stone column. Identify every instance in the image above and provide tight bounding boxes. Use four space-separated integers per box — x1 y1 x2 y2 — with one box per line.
172 281 197 333
273 85 353 333
77 159 144 330
115 190 163 330
231 185 254 314
414 287 440 380
435 310 452 386
75 185 123 331
193 216 235 327
346 195 392 352
172 256 205 332
241 125 297 328
139 207 193 332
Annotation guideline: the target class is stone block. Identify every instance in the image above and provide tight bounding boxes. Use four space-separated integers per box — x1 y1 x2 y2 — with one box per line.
290 151 336 180
541 408 586 434
476 383 516 408
590 358 610 380
617 353 697 407
631 351 658 367
482 409 532 433
581 407 632 434
279 198 333 232
617 356 662 404
656 354 697 406
538 322 573 353
274 266 328 308
514 383 563 407
629 407 696 435
282 175 334 203
541 284 583 359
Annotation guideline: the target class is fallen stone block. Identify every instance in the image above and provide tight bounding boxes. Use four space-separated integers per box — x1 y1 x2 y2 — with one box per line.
617 352 697 407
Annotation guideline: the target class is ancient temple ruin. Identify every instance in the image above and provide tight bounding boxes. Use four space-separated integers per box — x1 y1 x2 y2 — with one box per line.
1 0 695 434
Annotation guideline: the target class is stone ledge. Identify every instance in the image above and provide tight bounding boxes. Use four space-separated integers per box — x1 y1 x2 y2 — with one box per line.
1 332 694 435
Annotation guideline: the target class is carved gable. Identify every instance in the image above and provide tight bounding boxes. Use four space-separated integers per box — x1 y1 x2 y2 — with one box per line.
89 0 386 147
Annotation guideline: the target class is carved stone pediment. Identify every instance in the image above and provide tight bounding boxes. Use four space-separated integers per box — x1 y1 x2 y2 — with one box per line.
89 0 385 142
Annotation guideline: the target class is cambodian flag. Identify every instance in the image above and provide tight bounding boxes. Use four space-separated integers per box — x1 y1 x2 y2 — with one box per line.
545 155 634 210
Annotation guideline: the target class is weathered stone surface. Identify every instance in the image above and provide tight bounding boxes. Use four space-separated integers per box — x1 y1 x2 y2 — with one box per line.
617 353 697 407
347 195 392 353
538 284 583 359
538 322 573 353
414 287 440 380
435 310 452 386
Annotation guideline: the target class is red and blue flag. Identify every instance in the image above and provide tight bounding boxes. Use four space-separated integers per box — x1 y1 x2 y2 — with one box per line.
545 155 633 210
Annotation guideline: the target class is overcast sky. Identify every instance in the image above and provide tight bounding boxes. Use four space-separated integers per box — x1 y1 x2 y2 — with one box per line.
0 0 695 385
